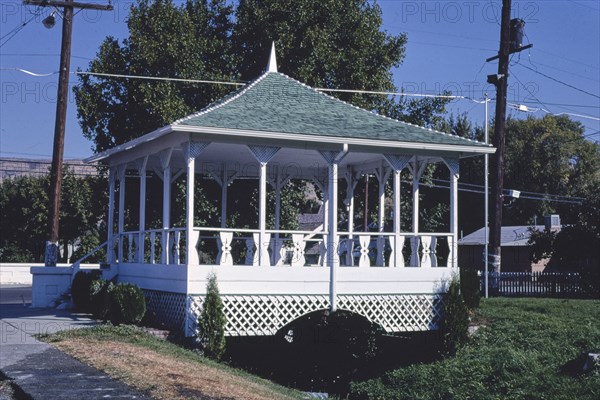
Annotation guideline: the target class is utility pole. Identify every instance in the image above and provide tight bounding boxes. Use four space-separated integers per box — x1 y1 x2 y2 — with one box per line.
24 0 113 266
488 0 512 287
485 1 532 290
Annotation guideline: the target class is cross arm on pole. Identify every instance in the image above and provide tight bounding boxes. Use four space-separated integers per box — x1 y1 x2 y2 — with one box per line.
24 0 113 11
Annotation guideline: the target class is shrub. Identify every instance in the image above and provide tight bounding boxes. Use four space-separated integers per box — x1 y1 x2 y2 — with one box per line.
89 279 114 321
460 266 481 309
198 272 226 360
71 270 102 312
109 283 146 325
440 276 469 356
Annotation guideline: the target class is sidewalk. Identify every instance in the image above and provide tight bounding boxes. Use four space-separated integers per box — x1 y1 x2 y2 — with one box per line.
0 286 150 399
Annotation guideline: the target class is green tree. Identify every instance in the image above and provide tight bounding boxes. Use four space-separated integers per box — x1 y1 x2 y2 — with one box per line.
0 170 107 263
75 0 235 153
198 272 226 360
502 115 599 226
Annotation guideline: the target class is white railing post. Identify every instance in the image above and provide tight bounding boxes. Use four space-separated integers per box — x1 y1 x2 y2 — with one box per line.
291 234 306 267
217 232 234 266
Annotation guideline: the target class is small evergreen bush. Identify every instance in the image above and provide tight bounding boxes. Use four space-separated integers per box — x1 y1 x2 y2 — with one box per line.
460 266 481 309
89 279 114 321
109 283 146 325
198 272 226 360
71 270 102 312
441 276 469 355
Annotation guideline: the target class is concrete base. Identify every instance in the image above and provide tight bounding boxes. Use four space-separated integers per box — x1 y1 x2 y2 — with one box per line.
30 266 73 308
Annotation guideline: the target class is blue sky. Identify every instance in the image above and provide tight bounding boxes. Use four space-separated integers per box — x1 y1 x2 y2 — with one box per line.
1 0 598 160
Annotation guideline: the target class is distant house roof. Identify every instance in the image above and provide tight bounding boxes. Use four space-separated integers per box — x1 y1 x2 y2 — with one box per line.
458 226 545 247
297 206 324 231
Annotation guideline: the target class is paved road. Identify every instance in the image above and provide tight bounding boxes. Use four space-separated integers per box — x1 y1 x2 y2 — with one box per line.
0 285 32 306
0 285 150 399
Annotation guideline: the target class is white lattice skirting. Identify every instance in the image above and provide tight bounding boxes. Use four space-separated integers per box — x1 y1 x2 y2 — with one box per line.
144 290 187 330
186 294 444 337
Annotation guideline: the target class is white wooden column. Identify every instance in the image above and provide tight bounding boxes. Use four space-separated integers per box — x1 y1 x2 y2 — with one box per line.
444 158 460 268
269 167 291 266
384 154 412 267
136 156 148 263
248 145 280 266
409 160 427 267
344 169 358 266
116 165 126 263
159 148 173 264
320 147 348 312
311 174 328 266
375 163 391 266
221 166 228 229
184 141 210 265
106 168 116 263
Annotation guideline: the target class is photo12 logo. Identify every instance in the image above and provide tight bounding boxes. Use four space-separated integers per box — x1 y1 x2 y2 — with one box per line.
397 1 540 24
399 80 540 103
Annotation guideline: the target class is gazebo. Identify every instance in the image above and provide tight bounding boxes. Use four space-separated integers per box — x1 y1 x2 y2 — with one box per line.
32 48 494 337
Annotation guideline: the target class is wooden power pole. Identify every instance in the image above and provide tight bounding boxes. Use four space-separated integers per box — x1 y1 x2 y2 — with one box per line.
24 0 113 266
487 0 512 285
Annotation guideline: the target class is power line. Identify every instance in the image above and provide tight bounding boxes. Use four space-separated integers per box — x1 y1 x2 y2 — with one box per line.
517 63 600 100
0 7 44 48
76 71 247 86
4 67 600 116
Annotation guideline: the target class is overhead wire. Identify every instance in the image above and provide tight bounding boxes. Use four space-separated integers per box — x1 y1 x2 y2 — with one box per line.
0 6 45 48
517 63 600 100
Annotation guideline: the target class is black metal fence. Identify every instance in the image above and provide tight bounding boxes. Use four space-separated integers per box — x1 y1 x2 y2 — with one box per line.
481 272 590 298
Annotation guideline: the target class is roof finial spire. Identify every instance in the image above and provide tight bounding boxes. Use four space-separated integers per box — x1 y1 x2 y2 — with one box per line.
267 41 278 73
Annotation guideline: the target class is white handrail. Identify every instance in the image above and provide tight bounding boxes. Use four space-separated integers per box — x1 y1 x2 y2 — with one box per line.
71 240 109 279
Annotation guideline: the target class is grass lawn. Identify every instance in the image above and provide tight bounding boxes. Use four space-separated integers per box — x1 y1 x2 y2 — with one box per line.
40 325 309 400
350 298 600 400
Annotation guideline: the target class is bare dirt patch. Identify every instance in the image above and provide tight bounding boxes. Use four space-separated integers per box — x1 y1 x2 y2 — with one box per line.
54 338 299 400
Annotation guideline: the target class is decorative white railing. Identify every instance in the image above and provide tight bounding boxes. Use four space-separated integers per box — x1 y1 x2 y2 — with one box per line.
115 228 456 268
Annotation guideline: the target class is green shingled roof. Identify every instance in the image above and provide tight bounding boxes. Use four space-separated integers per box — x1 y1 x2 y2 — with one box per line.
176 72 488 148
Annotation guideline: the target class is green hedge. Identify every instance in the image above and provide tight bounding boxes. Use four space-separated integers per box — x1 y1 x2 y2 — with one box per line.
460 266 481 309
109 283 147 325
90 279 114 321
71 270 102 312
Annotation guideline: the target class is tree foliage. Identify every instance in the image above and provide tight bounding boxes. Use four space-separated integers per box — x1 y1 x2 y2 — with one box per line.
75 0 235 153
0 170 106 263
501 115 600 226
75 0 452 154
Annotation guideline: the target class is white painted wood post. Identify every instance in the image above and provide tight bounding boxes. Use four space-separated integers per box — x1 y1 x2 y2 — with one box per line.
272 167 283 266
247 145 280 266
186 155 197 264
411 162 420 267
344 170 358 266
392 169 402 267
258 161 268 265
446 158 460 269
137 156 148 263
320 147 348 312
185 141 209 265
328 161 339 310
221 164 228 229
117 165 126 263
107 168 115 263
376 164 390 266
384 154 412 268
160 148 173 265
